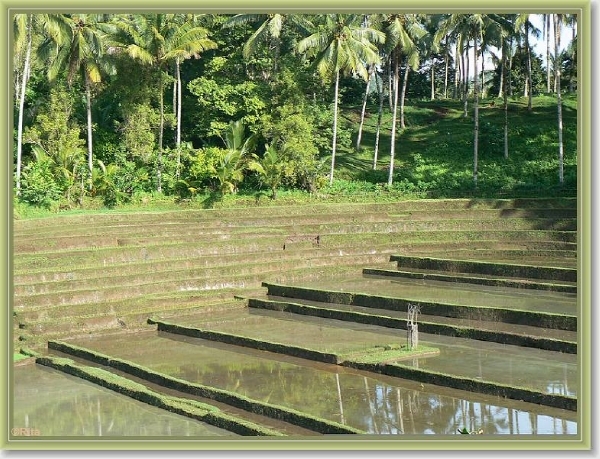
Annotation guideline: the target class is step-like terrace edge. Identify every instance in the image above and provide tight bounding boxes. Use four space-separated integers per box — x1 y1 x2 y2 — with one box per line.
45 341 364 435
146 320 576 411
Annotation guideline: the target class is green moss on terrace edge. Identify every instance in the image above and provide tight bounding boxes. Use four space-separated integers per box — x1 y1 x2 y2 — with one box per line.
342 360 577 412
362 268 577 293
388 256 577 283
35 354 283 436
47 340 364 435
145 320 574 411
248 298 577 354
261 283 577 332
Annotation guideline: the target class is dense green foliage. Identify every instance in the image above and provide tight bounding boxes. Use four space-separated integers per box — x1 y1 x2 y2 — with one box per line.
13 13 578 215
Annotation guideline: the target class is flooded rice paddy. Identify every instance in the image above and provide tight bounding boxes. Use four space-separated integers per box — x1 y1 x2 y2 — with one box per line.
65 330 577 435
12 363 235 437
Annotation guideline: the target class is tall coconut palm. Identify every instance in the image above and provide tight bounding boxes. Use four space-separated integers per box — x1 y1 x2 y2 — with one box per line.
111 14 216 192
515 14 540 110
222 14 310 75
40 14 114 186
14 14 70 195
14 14 34 196
554 14 564 184
435 15 474 117
297 14 384 185
355 15 384 152
384 14 426 186
544 14 552 93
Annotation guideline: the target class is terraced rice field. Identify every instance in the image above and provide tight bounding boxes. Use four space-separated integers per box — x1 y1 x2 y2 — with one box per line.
11 197 581 439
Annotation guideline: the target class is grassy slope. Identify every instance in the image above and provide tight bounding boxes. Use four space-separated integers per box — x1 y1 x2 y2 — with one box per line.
336 94 578 197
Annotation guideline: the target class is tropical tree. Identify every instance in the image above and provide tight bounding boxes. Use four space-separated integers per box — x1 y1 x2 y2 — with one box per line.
14 14 34 196
110 14 216 192
248 143 284 199
515 14 540 110
211 120 256 195
384 14 426 186
14 13 70 195
297 14 385 185
222 13 310 76
39 14 114 186
554 14 564 184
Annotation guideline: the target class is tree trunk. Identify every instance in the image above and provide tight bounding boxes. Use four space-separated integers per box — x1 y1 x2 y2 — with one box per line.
373 73 383 170
430 60 435 100
388 55 394 111
497 41 504 99
356 66 374 151
503 39 509 160
473 33 479 188
85 76 93 188
463 41 469 118
157 70 164 193
388 50 400 187
16 14 32 195
400 62 410 129
569 20 576 92
508 37 513 96
454 40 460 99
525 21 533 110
329 69 340 186
546 14 552 93
481 50 486 99
554 15 564 184
444 38 449 99
176 58 182 179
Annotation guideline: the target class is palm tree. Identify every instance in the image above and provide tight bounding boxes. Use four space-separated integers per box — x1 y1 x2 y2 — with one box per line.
554 14 564 184
297 14 384 185
14 14 34 196
111 14 216 192
515 14 540 111
213 119 256 194
435 15 473 116
544 14 552 93
384 14 426 186
223 14 309 74
14 14 70 195
41 14 114 186
248 143 284 199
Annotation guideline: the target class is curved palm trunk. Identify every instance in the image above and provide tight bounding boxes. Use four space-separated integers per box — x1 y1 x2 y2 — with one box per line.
356 66 374 151
16 14 32 195
388 50 400 187
329 69 340 186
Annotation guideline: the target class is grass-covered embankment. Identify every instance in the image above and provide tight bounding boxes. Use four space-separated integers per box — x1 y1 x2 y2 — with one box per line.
45 340 364 435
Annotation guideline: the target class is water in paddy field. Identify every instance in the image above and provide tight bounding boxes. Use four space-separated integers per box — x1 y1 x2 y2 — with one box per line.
11 363 236 437
67 331 577 435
